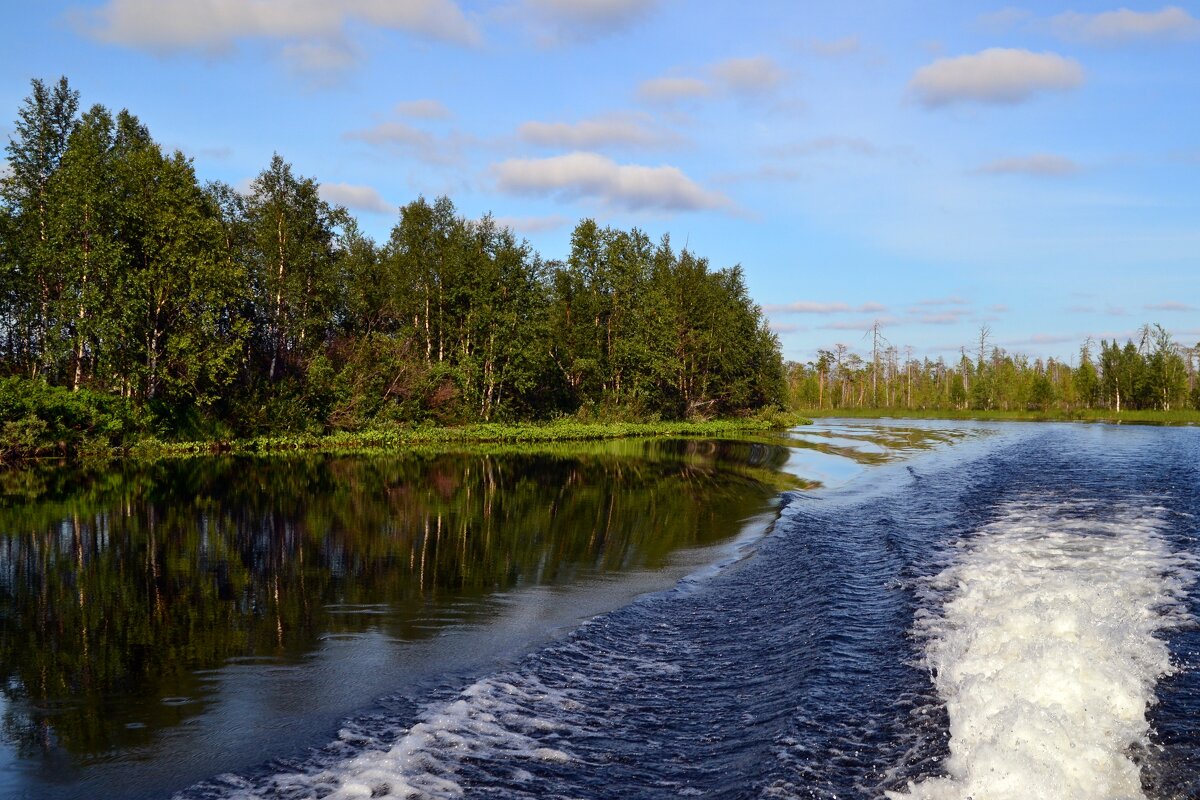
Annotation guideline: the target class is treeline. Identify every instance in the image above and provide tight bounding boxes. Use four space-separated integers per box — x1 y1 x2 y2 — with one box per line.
0 77 783 449
787 323 1200 414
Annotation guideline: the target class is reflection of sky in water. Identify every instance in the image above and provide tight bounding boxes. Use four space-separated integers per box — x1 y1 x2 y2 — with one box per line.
781 446 867 487
776 419 983 489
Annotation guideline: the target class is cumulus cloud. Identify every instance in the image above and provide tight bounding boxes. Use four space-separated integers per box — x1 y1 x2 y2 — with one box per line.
492 152 729 212
518 113 679 150
492 214 571 233
521 0 657 43
395 99 453 119
909 48 1084 108
280 39 360 82
976 153 1081 176
343 120 465 164
638 55 785 105
73 0 481 52
1052 6 1200 43
764 301 887 314
637 76 712 104
319 181 395 214
345 120 434 147
711 56 785 94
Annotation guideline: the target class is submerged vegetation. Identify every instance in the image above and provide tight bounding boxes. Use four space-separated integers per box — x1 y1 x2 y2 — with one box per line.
0 77 786 460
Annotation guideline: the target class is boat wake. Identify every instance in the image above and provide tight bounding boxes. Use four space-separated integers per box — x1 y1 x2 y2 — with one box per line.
890 499 1195 800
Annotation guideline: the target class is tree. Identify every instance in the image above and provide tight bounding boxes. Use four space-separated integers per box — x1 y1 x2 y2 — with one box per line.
1145 324 1187 411
1 77 80 376
245 154 347 381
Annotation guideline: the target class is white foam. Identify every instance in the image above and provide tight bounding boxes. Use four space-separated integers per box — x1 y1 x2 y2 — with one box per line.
890 499 1194 800
221 674 578 799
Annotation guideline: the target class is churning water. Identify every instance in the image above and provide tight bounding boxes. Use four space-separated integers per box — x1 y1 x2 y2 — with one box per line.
177 422 1199 800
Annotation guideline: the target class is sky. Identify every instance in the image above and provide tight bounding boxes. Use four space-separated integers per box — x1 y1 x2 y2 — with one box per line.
2 1 1198 365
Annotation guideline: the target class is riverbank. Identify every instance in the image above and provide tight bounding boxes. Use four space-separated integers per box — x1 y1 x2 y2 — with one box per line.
793 407 1200 425
122 413 812 459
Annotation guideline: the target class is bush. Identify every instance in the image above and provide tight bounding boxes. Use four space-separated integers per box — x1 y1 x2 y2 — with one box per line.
0 377 137 458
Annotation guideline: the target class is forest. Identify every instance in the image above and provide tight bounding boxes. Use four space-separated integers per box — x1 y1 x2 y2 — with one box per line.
0 78 785 454
786 322 1200 415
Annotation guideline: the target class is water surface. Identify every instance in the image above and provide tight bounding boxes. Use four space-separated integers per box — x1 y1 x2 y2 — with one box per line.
162 421 1199 800
0 433 886 799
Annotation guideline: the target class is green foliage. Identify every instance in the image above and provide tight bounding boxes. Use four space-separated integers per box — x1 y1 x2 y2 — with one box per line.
0 377 135 458
0 77 788 461
788 323 1200 419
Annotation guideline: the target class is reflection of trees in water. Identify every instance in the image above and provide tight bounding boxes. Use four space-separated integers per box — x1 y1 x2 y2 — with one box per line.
0 442 785 757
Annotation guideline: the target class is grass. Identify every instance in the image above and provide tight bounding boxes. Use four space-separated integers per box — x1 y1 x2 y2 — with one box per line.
126 412 814 459
793 407 1200 426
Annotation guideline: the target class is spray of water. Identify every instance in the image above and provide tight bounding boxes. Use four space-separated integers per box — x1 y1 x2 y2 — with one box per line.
890 499 1194 800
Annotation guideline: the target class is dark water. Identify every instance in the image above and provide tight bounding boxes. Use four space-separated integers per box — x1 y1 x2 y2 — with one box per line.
164 421 1196 800
5 423 1198 799
0 436 838 800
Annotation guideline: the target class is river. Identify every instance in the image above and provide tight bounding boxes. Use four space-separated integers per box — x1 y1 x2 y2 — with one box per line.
2 421 1197 798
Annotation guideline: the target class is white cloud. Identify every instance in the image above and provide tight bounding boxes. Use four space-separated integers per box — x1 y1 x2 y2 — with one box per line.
909 48 1084 108
492 152 729 212
638 55 785 105
637 76 712 104
73 0 482 52
343 120 465 164
711 56 784 94
493 214 571 233
1145 301 1196 312
977 153 1081 176
521 0 657 43
280 38 360 81
395 99 453 119
764 301 887 314
319 181 395 214
518 113 678 150
1052 6 1200 43
345 120 434 147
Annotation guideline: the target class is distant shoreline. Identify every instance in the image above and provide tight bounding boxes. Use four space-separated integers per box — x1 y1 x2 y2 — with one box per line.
793 407 1199 426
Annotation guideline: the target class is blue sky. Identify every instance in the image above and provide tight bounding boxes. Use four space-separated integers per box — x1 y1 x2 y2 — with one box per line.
2 1 1198 364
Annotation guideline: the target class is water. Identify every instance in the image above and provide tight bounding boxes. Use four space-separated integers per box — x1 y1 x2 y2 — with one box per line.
4 422 1199 798
0 433 902 800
